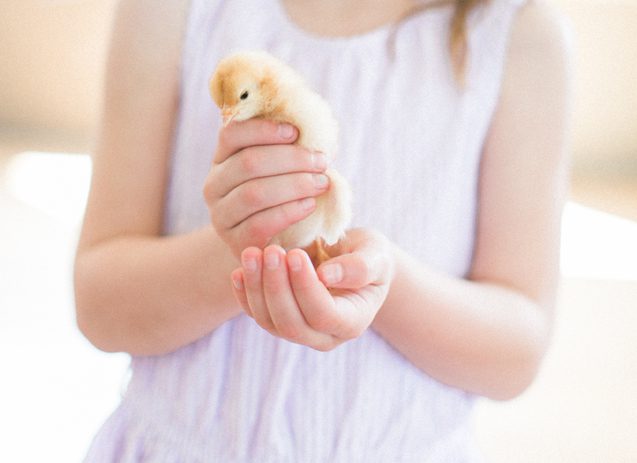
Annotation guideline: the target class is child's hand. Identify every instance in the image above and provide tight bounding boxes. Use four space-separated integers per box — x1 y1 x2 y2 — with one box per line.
204 119 329 259
229 229 395 351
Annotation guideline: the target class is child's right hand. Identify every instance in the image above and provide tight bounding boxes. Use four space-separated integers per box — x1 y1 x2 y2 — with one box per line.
204 119 329 259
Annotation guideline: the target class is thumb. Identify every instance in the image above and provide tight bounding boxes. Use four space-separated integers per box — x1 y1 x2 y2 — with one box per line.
317 250 383 289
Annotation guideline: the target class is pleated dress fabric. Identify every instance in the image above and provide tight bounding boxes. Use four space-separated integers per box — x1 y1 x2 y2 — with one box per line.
84 0 526 461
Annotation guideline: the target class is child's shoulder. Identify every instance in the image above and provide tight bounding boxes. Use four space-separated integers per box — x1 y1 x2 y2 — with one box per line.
509 0 572 56
512 0 570 43
110 0 190 66
107 0 190 93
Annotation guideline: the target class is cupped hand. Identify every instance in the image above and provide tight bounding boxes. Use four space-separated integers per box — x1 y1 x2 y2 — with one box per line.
229 228 395 351
203 119 329 259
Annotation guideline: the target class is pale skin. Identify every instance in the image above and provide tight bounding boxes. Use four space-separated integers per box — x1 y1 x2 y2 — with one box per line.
75 0 572 400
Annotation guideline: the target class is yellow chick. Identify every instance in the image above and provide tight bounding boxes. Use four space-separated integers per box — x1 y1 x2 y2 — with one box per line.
209 50 351 264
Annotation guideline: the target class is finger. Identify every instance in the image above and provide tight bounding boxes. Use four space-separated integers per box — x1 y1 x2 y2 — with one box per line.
215 172 329 228
228 198 317 249
214 119 298 164
316 255 378 290
241 248 275 332
286 250 351 338
207 145 327 199
230 268 252 318
262 246 333 346
317 245 388 290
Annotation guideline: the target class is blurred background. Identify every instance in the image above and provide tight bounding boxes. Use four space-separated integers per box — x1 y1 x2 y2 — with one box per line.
0 0 635 461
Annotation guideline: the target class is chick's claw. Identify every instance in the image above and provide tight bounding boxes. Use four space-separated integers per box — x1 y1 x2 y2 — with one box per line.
304 237 332 268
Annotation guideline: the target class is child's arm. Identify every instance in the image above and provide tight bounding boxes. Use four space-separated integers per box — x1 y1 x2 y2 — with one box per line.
372 0 572 400
74 0 236 356
75 1 325 356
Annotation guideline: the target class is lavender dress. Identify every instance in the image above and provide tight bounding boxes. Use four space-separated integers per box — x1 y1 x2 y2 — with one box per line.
85 0 526 461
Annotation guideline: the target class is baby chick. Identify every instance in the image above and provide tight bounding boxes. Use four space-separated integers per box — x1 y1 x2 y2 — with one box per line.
210 50 351 265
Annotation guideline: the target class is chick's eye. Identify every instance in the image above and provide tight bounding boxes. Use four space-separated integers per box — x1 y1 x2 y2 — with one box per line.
240 91 249 100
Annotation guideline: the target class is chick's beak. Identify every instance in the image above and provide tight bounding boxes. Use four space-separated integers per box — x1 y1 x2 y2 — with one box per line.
221 106 238 126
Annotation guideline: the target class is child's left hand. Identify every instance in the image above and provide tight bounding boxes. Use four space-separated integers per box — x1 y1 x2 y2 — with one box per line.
230 228 395 351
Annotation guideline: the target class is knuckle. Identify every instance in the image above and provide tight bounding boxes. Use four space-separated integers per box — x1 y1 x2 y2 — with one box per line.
243 218 274 243
239 150 259 175
261 205 295 236
240 184 264 207
308 312 337 333
203 176 220 203
217 128 232 151
244 220 264 239
202 181 214 202
247 216 270 238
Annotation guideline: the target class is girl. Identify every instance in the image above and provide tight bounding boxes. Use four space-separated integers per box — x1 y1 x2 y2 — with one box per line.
75 0 571 460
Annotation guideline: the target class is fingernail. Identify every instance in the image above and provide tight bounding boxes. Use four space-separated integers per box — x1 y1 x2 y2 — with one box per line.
278 123 295 139
288 253 302 272
321 264 343 285
242 255 258 273
312 152 327 170
264 250 280 270
313 174 329 188
301 197 315 211
232 275 244 290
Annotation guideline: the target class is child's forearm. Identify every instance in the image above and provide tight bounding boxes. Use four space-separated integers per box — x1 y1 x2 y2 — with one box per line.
74 227 242 356
372 245 552 401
